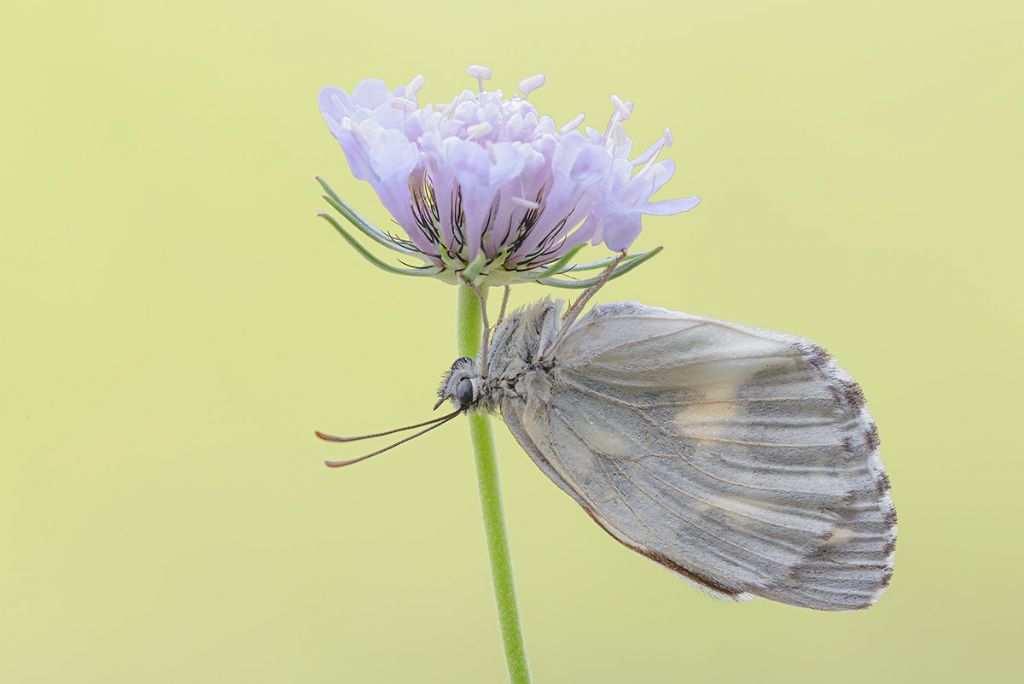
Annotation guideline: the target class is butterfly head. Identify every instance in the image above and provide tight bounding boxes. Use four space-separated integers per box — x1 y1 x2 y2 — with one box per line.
435 356 482 410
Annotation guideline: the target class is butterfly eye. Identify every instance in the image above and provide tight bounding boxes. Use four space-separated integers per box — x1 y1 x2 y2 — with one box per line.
455 378 475 406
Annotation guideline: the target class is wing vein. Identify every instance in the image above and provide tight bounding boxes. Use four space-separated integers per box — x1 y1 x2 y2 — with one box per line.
605 458 783 579
560 372 831 410
561 322 712 362
555 411 790 580
630 458 824 539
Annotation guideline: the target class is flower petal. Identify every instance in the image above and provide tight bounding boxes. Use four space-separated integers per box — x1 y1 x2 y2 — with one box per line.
319 86 354 128
445 138 491 187
553 131 610 185
333 122 374 181
487 143 527 186
367 128 419 180
351 79 392 108
644 196 701 215
602 212 644 251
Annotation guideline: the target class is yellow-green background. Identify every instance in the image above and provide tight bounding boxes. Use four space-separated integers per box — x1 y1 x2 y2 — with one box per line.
2 1 1021 681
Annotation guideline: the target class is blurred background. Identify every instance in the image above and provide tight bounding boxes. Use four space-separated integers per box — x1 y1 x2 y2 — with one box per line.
2 1 1021 681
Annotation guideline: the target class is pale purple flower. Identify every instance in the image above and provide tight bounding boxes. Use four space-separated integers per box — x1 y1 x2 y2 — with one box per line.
317 66 698 285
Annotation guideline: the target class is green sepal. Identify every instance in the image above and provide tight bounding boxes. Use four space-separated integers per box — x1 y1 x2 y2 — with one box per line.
527 243 587 280
316 177 420 256
461 251 488 283
555 247 660 274
318 213 442 278
536 246 663 289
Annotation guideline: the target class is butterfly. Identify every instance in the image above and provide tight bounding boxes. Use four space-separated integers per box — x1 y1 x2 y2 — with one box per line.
318 271 896 611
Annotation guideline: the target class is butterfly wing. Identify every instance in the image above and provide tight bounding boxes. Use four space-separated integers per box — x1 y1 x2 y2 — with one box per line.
500 301 895 610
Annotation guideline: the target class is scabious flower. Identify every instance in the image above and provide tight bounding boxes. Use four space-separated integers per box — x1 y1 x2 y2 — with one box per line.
317 65 699 286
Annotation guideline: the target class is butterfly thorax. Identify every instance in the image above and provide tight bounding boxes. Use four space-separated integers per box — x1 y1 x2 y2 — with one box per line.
437 299 564 414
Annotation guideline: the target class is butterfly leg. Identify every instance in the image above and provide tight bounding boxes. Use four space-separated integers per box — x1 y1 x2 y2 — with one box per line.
494 285 511 328
538 252 626 361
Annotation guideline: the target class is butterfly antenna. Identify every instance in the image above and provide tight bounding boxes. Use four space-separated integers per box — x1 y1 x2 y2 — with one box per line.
322 410 462 468
315 409 461 443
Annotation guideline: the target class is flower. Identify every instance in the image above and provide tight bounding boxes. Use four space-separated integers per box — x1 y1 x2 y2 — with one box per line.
317 65 699 286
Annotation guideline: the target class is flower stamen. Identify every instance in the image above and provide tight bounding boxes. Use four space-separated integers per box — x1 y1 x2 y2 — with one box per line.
406 74 425 96
467 122 493 141
340 117 368 146
559 112 585 134
466 64 493 93
610 94 633 120
391 97 417 112
510 196 541 210
632 128 673 167
517 74 546 99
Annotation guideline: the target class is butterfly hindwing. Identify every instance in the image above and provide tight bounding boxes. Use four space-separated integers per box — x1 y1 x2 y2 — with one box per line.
501 302 895 610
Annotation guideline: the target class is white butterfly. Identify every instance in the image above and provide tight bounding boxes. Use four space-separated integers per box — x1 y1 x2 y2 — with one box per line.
320 280 896 611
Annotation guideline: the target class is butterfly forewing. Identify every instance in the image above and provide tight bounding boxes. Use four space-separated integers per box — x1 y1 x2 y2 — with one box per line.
500 302 895 610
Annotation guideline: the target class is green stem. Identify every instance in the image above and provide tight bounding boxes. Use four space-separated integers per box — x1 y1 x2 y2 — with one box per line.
457 285 532 684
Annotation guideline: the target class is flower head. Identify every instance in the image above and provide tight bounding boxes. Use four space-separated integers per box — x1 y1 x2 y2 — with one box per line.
317 66 698 286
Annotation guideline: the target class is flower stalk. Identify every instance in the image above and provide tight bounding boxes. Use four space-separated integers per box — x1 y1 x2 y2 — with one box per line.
457 285 532 684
